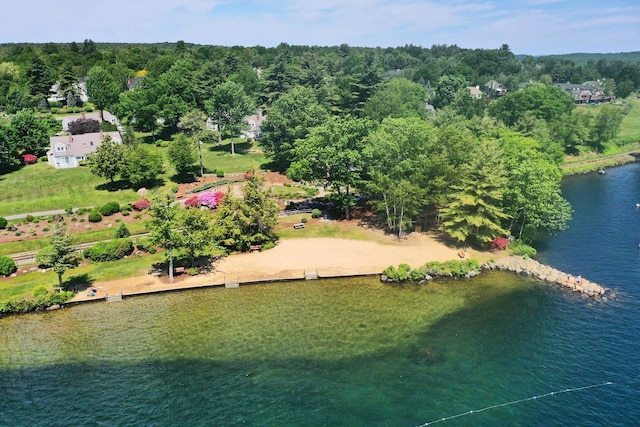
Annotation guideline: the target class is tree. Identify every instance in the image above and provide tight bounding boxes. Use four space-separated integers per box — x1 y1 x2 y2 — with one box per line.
439 140 510 245
363 78 428 121
116 79 160 136
433 75 466 109
591 105 625 146
260 86 329 170
114 222 131 239
364 117 434 236
498 132 572 241
205 80 255 154
25 56 54 105
86 66 120 121
120 144 163 188
8 110 51 157
146 192 179 284
176 206 217 267
178 109 211 176
290 117 376 219
167 133 196 178
35 223 82 288
67 118 100 135
213 170 279 251
88 135 126 184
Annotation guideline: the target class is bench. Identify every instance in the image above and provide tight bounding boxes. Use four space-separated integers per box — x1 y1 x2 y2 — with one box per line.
250 245 262 252
174 267 186 275
293 223 305 229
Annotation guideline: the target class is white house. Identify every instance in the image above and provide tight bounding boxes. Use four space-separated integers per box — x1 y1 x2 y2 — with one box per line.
47 131 122 169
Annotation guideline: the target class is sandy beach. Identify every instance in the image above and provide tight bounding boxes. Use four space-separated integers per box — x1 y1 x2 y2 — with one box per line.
71 230 472 302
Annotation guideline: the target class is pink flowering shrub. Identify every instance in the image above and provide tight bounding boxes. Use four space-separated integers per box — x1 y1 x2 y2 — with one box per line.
489 236 509 251
132 198 150 211
197 191 224 208
184 195 200 208
21 154 37 164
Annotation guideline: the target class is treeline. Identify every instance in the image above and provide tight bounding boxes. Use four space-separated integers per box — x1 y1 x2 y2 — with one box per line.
1 40 639 246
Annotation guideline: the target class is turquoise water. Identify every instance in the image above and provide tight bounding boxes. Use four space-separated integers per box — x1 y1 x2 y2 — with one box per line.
1 165 640 426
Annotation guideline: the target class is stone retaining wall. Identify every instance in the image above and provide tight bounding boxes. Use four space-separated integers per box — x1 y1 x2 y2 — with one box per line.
483 256 607 297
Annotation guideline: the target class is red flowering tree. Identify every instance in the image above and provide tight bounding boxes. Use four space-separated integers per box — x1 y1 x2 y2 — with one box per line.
184 195 200 208
489 236 509 251
198 191 224 208
21 154 38 164
132 198 150 211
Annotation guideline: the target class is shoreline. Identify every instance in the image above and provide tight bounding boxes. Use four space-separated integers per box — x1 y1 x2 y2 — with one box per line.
62 234 607 307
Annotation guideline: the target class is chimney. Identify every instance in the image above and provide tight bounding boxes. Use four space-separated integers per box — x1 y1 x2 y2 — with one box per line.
68 135 73 142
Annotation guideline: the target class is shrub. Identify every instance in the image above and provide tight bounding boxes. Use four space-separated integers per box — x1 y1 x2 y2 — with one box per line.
383 263 412 282
184 195 200 208
84 105 94 112
88 211 102 223
0 217 7 229
423 259 481 278
311 208 322 219
21 153 38 164
301 217 308 223
50 107 59 114
134 237 155 253
99 201 120 216
489 236 509 251
8 224 17 232
262 241 276 250
114 223 131 238
84 238 134 262
100 121 117 132
216 169 225 178
68 117 100 135
509 240 537 258
132 198 150 211
32 286 49 298
64 205 74 215
198 191 224 208
25 215 34 223
75 207 89 215
0 255 18 276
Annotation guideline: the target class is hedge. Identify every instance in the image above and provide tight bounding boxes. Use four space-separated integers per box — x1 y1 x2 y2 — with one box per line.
84 238 134 262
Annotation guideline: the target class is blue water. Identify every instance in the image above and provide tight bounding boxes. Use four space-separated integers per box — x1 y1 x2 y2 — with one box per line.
1 165 640 426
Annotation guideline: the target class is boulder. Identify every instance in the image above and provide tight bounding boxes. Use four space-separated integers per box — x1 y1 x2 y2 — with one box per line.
137 187 148 196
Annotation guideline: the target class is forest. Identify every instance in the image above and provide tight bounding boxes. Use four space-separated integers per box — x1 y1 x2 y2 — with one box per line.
1 40 639 247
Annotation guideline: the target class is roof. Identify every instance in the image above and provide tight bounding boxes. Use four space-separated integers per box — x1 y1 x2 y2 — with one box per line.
61 111 118 131
49 132 122 158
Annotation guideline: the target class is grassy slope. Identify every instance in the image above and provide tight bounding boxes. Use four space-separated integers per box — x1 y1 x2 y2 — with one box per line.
0 162 140 216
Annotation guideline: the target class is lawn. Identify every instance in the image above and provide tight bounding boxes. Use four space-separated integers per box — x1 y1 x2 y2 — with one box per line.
201 139 268 174
0 252 165 300
0 162 140 216
275 214 388 242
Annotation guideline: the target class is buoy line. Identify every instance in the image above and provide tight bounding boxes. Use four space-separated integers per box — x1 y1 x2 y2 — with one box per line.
415 381 614 426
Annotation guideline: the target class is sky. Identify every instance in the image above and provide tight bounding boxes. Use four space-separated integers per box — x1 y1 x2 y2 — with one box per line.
1 0 639 55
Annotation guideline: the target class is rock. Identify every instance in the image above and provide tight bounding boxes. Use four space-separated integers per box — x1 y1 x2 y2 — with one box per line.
424 274 433 281
467 270 478 278
137 187 148 196
46 304 61 311
10 273 17 277
380 274 388 282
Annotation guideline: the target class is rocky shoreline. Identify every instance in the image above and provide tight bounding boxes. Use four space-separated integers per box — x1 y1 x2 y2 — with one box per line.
483 256 607 297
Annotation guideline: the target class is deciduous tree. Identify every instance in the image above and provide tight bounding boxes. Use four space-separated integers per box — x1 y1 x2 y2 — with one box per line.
88 135 125 184
205 80 254 154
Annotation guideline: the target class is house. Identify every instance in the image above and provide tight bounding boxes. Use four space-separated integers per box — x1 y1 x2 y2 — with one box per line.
47 131 122 169
241 110 266 140
127 77 143 90
467 85 483 99
485 80 507 97
555 81 612 104
206 110 267 139
47 77 88 104
61 111 120 132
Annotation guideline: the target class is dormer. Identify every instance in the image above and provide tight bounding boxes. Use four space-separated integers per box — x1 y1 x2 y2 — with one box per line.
55 142 66 152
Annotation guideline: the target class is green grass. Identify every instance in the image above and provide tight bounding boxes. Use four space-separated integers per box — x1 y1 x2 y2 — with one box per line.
0 253 165 301
275 215 382 241
0 162 140 216
0 220 148 256
617 98 640 141
201 139 267 174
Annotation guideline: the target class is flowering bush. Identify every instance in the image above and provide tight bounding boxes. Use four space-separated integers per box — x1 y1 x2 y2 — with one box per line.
197 191 224 208
489 236 509 251
184 195 200 208
21 154 38 164
132 198 150 211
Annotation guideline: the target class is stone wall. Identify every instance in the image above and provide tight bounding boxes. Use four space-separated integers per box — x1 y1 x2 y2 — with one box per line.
483 256 607 297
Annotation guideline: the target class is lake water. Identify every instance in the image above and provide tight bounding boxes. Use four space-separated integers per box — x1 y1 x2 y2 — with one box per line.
1 165 639 426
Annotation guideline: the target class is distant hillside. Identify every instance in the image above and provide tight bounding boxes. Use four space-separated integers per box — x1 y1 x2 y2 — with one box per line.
517 52 640 65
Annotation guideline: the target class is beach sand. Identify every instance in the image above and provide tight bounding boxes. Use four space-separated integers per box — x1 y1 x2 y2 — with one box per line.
71 230 476 302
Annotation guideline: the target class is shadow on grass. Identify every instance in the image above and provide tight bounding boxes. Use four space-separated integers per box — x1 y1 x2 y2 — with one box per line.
170 171 198 184
207 140 253 154
63 273 95 292
95 179 132 192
